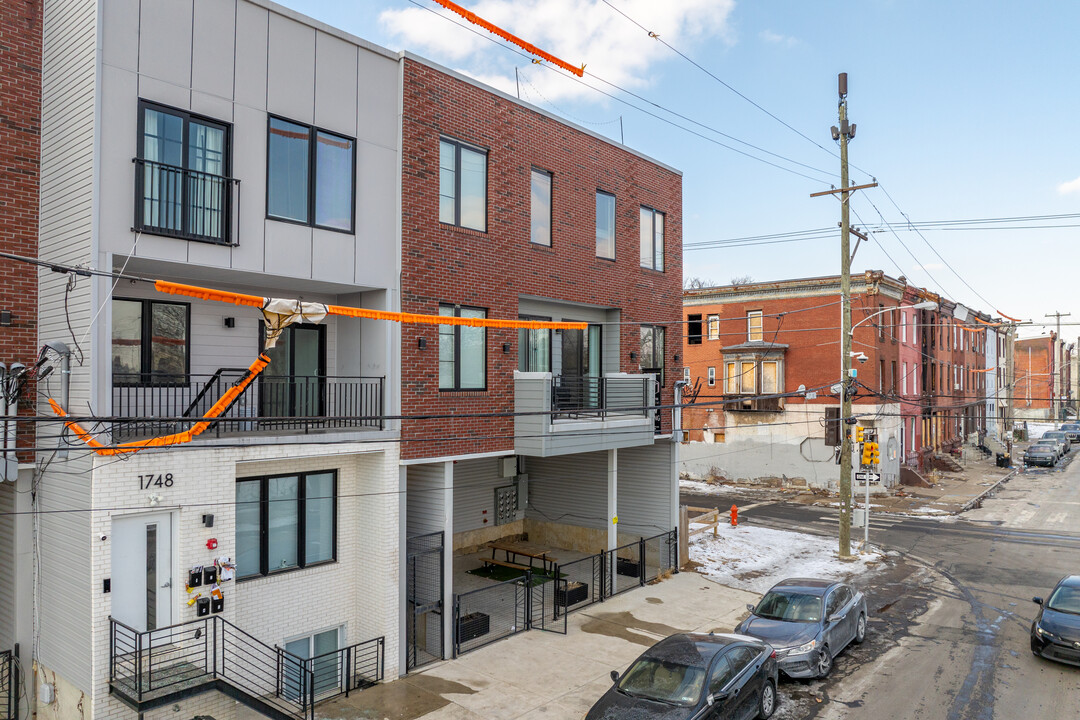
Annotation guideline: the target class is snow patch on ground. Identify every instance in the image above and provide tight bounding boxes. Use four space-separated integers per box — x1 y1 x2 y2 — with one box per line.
680 479 728 495
689 524 884 594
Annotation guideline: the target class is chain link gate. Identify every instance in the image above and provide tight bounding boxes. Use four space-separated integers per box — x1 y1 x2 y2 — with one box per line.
406 532 444 670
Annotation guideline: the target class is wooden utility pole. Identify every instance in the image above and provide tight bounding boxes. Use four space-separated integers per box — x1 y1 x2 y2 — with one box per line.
1045 312 1071 419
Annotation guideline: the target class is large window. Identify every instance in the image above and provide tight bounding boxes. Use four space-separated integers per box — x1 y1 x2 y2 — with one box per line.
530 169 552 246
267 117 355 232
137 101 232 244
639 206 665 271
687 314 702 345
596 191 616 259
439 304 487 390
639 326 665 370
747 311 763 342
518 315 551 372
707 315 720 341
725 358 782 395
112 299 189 385
236 471 336 579
439 138 487 231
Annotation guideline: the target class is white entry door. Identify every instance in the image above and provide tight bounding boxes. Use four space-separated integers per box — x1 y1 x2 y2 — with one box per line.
111 512 174 632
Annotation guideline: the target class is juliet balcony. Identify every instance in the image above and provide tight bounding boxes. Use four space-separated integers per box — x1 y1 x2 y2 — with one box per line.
514 373 658 457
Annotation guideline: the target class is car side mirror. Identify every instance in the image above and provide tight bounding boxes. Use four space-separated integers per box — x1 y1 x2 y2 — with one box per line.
828 613 843 624
746 603 756 613
1032 597 1043 605
610 670 619 684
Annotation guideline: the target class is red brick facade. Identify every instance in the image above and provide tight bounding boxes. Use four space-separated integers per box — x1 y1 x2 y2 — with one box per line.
0 0 41 458
1014 336 1055 412
399 59 682 460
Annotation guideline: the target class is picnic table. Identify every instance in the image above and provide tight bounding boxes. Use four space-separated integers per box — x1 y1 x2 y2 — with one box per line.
484 541 558 574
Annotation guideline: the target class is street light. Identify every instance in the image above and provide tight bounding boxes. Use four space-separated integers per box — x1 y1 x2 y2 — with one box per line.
844 300 938 551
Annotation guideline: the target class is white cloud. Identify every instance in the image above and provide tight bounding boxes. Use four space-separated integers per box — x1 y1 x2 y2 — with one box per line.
380 0 736 102
1057 175 1080 195
759 29 797 46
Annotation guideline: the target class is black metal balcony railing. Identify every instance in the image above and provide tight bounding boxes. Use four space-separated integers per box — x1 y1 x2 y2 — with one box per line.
0 649 14 720
550 375 651 420
109 617 383 720
112 370 384 441
134 158 240 245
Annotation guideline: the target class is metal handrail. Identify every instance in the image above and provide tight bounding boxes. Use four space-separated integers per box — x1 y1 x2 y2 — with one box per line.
133 157 239 245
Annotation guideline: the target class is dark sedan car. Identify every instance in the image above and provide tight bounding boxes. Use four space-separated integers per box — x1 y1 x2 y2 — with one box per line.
1025 441 1059 467
735 578 867 679
1030 575 1080 666
586 633 778 720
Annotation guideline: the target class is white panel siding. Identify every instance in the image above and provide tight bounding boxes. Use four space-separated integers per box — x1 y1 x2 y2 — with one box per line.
452 458 508 533
615 443 674 538
38 0 98 691
266 11 315 123
191 0 236 100
406 464 446 537
314 31 359 136
138 0 194 90
524 453 608 531
0 483 14 648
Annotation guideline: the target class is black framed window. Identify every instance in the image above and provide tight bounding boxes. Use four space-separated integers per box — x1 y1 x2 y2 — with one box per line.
267 117 355 232
439 138 487 231
640 325 665 370
439 304 487 391
136 100 233 244
530 168 552 246
111 299 189 385
596 190 615 259
639 206 665 270
235 471 337 579
687 315 702 345
519 315 552 372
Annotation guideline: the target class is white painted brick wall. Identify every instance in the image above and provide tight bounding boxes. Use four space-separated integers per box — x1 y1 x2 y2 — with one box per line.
88 440 400 720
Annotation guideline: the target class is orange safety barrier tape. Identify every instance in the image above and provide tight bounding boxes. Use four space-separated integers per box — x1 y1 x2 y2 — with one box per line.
50 354 270 456
430 0 585 77
996 311 1022 322
155 280 587 331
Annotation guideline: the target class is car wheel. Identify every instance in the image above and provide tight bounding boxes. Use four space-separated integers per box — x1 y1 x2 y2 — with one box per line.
854 613 867 644
815 647 832 678
757 679 777 719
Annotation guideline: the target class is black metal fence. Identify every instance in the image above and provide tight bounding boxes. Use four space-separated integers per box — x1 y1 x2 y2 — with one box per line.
551 375 651 420
452 530 676 657
109 616 383 720
406 532 444 670
112 371 384 440
0 649 14 720
134 158 240 245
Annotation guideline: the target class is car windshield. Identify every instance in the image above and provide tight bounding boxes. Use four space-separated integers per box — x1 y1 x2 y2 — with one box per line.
1032 441 1056 449
1044 433 1066 440
754 591 822 622
617 658 706 706
1047 585 1080 615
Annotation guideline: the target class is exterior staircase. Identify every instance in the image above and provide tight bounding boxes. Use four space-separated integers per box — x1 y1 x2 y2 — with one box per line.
932 454 964 473
108 617 383 720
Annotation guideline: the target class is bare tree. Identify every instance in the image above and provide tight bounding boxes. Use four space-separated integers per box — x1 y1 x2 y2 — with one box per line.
683 276 717 290
730 274 755 286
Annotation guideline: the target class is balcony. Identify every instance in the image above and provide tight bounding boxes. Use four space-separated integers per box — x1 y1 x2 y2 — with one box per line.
514 372 657 457
134 158 240 245
109 617 383 720
112 370 384 442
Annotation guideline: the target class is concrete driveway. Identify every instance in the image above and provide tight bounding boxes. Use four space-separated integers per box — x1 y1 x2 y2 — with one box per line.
318 572 757 720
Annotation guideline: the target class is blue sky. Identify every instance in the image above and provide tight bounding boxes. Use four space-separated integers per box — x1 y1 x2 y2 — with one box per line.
280 0 1080 337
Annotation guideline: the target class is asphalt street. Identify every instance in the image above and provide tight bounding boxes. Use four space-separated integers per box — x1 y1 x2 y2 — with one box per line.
682 453 1080 719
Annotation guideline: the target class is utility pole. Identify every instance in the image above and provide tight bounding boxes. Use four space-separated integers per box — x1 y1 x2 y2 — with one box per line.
1045 312 1070 419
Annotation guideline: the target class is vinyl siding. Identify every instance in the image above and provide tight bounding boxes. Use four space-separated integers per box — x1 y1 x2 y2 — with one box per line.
406 463 446 537
524 452 608 531
452 458 510 533
37 0 97 692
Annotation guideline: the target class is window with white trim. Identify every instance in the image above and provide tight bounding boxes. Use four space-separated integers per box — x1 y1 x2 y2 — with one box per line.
747 311 763 342
707 315 720 341
707 367 715 386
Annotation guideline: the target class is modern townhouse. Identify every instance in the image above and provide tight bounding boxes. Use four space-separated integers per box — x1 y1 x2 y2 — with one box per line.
0 1 41 717
33 3 402 720
396 55 683 668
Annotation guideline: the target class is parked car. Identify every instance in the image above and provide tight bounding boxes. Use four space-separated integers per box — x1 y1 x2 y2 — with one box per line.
1059 423 1080 442
1037 435 1067 460
735 578 867 679
586 633 778 720
1024 441 1059 467
1042 430 1071 453
1030 575 1080 667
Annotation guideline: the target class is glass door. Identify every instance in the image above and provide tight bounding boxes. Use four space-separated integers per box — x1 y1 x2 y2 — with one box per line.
260 324 326 424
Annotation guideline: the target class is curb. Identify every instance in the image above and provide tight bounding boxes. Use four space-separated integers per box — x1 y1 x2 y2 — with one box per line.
958 468 1018 513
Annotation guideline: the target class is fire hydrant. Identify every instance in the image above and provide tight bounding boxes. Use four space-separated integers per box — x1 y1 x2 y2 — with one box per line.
730 504 738 527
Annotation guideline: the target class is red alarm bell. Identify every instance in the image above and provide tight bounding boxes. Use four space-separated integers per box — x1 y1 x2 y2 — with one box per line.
206 538 218 550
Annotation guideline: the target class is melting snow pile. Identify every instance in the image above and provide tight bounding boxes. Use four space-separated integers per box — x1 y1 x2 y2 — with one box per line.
689 524 884 594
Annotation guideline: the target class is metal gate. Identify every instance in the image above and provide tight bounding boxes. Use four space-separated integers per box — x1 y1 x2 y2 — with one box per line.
406 532 444 670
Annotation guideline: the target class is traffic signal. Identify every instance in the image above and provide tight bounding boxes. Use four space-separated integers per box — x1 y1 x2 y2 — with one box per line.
861 442 872 465
868 441 880 466
855 426 865 443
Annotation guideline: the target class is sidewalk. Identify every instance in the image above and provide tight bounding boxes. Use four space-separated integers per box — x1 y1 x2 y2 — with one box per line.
317 573 757 720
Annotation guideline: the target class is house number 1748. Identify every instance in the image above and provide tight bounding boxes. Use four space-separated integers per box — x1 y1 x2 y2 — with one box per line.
139 473 174 489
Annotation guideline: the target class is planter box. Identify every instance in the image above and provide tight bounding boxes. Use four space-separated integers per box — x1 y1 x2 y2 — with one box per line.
616 558 640 578
457 612 490 642
556 582 589 607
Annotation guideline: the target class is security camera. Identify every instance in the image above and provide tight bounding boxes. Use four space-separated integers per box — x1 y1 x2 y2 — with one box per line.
854 352 869 364
99 534 108 542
